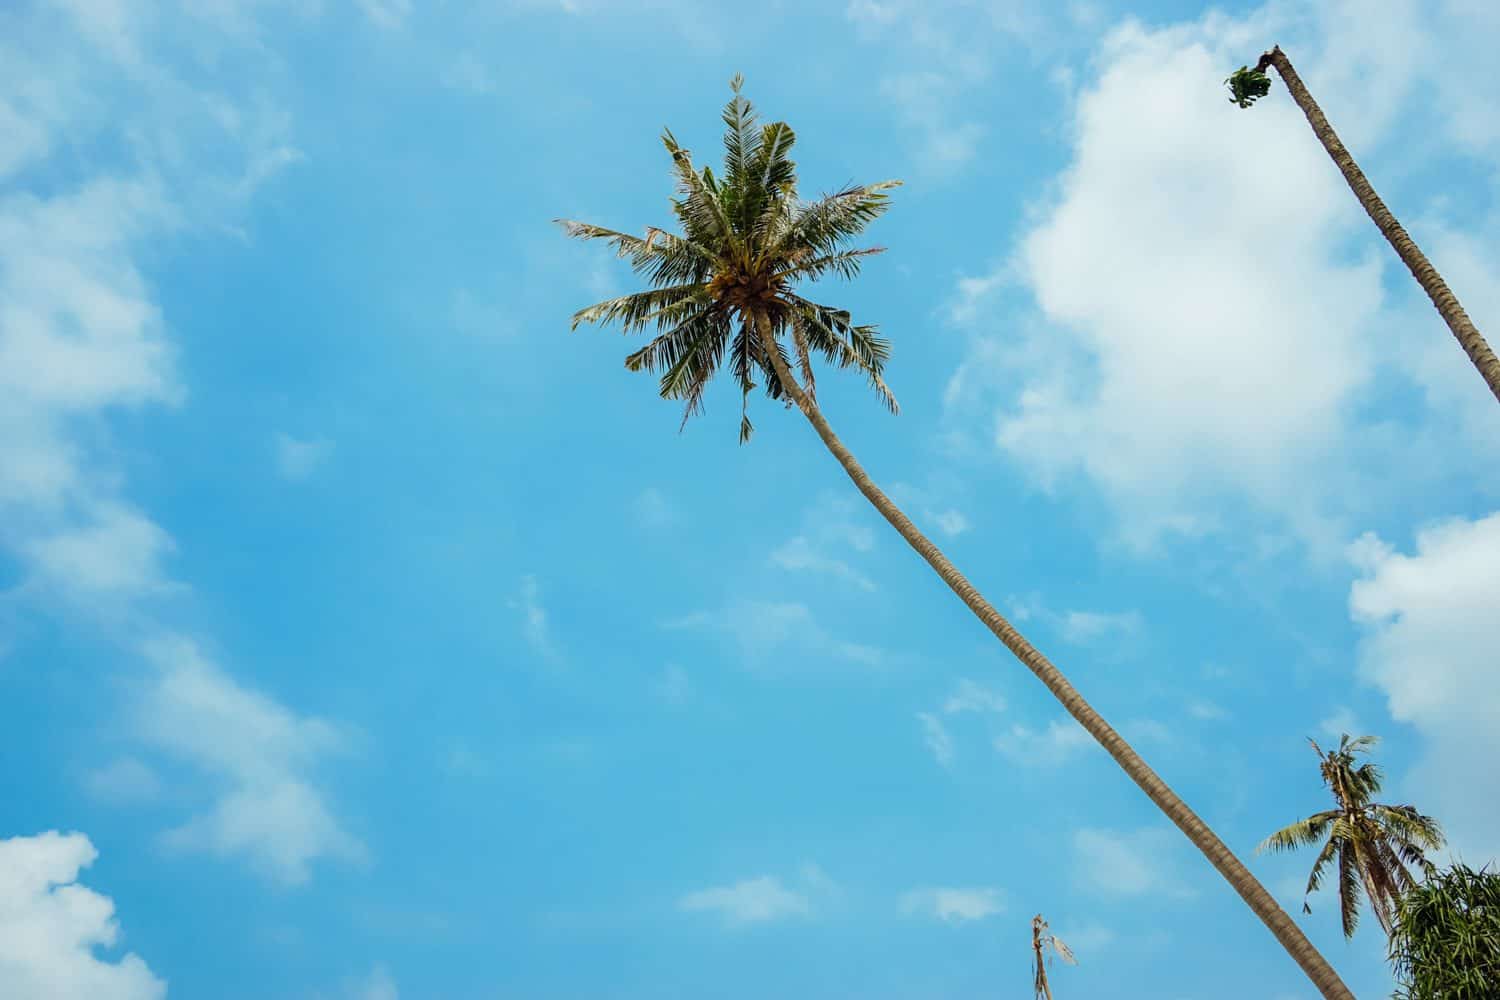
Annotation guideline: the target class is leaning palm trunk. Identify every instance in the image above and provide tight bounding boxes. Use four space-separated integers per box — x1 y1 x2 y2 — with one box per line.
754 313 1355 1000
1253 45 1500 406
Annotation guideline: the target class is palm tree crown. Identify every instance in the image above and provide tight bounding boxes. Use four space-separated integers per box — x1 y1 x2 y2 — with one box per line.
1257 734 1444 939
557 74 899 443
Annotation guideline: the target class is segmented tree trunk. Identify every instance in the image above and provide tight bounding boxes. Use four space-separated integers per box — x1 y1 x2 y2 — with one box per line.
1256 45 1500 406
753 312 1357 1000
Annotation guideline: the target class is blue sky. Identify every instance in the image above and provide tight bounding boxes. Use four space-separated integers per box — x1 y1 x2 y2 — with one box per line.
2 0 1497 998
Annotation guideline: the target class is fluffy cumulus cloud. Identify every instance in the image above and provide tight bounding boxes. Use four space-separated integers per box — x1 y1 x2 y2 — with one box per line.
0 831 165 1000
1348 513 1500 866
138 635 366 886
942 2 1498 556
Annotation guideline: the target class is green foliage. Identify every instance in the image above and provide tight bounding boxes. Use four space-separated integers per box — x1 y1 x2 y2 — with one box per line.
1256 734 1444 940
1225 66 1272 108
1389 863 1500 999
556 76 901 443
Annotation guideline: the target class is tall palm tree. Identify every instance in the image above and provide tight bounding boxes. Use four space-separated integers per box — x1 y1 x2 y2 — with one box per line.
556 76 1356 1000
1226 48 1500 406
1031 914 1076 1000
1257 734 1445 940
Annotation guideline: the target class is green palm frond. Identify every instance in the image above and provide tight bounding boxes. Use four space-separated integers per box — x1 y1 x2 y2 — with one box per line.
1257 810 1339 855
559 75 900 442
1370 804 1445 854
1303 835 1340 910
1225 65 1272 108
569 284 711 332
1338 843 1365 938
623 306 721 374
773 181 902 259
774 246 886 283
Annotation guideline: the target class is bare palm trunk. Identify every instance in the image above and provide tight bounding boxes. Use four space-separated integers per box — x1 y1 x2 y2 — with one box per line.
1255 45 1500 406
754 313 1355 1000
1032 915 1054 1000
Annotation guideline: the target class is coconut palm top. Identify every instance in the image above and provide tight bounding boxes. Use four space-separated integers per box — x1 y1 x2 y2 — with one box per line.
557 75 901 443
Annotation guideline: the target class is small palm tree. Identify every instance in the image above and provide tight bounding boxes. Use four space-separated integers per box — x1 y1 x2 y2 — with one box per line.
1257 734 1444 939
1031 914 1077 1000
1388 862 1500 999
558 76 1355 1000
1226 47 1500 406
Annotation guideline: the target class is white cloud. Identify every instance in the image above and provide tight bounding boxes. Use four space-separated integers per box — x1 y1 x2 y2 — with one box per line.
510 575 559 660
678 876 811 927
137 634 366 886
354 964 398 1000
1348 512 1500 867
768 536 876 592
0 831 165 1000
1185 699 1227 721
274 433 334 482
1056 609 1142 645
917 711 955 767
942 678 1006 715
1000 594 1143 648
82 757 163 806
993 718 1094 765
888 482 971 538
769 493 879 591
899 886 1005 924
1049 920 1115 955
21 503 176 601
944 13 1392 555
877 71 986 176
1316 705 1362 740
663 599 884 668
356 0 411 29
1071 827 1197 898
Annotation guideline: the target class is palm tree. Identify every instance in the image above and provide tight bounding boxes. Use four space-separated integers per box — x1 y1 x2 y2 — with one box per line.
556 76 1356 1000
1257 734 1445 940
1225 48 1500 406
1388 862 1500 999
1031 914 1076 1000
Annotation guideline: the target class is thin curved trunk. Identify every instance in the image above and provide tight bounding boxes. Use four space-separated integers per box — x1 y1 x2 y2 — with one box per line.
754 312 1355 1000
1255 45 1500 406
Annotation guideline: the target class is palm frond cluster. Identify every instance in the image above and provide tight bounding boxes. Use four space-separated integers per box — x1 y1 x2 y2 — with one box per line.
1257 734 1444 939
557 74 900 443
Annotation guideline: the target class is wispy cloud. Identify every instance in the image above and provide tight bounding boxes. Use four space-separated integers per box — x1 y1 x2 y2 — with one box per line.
511 575 560 660
769 493 878 592
899 886 1005 924
1071 827 1198 899
678 875 811 927
917 711 955 767
356 0 412 30
941 678 1006 715
138 635 366 886
0 831 166 999
82 756 164 806
274 432 334 482
888 482 971 538
663 599 885 669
